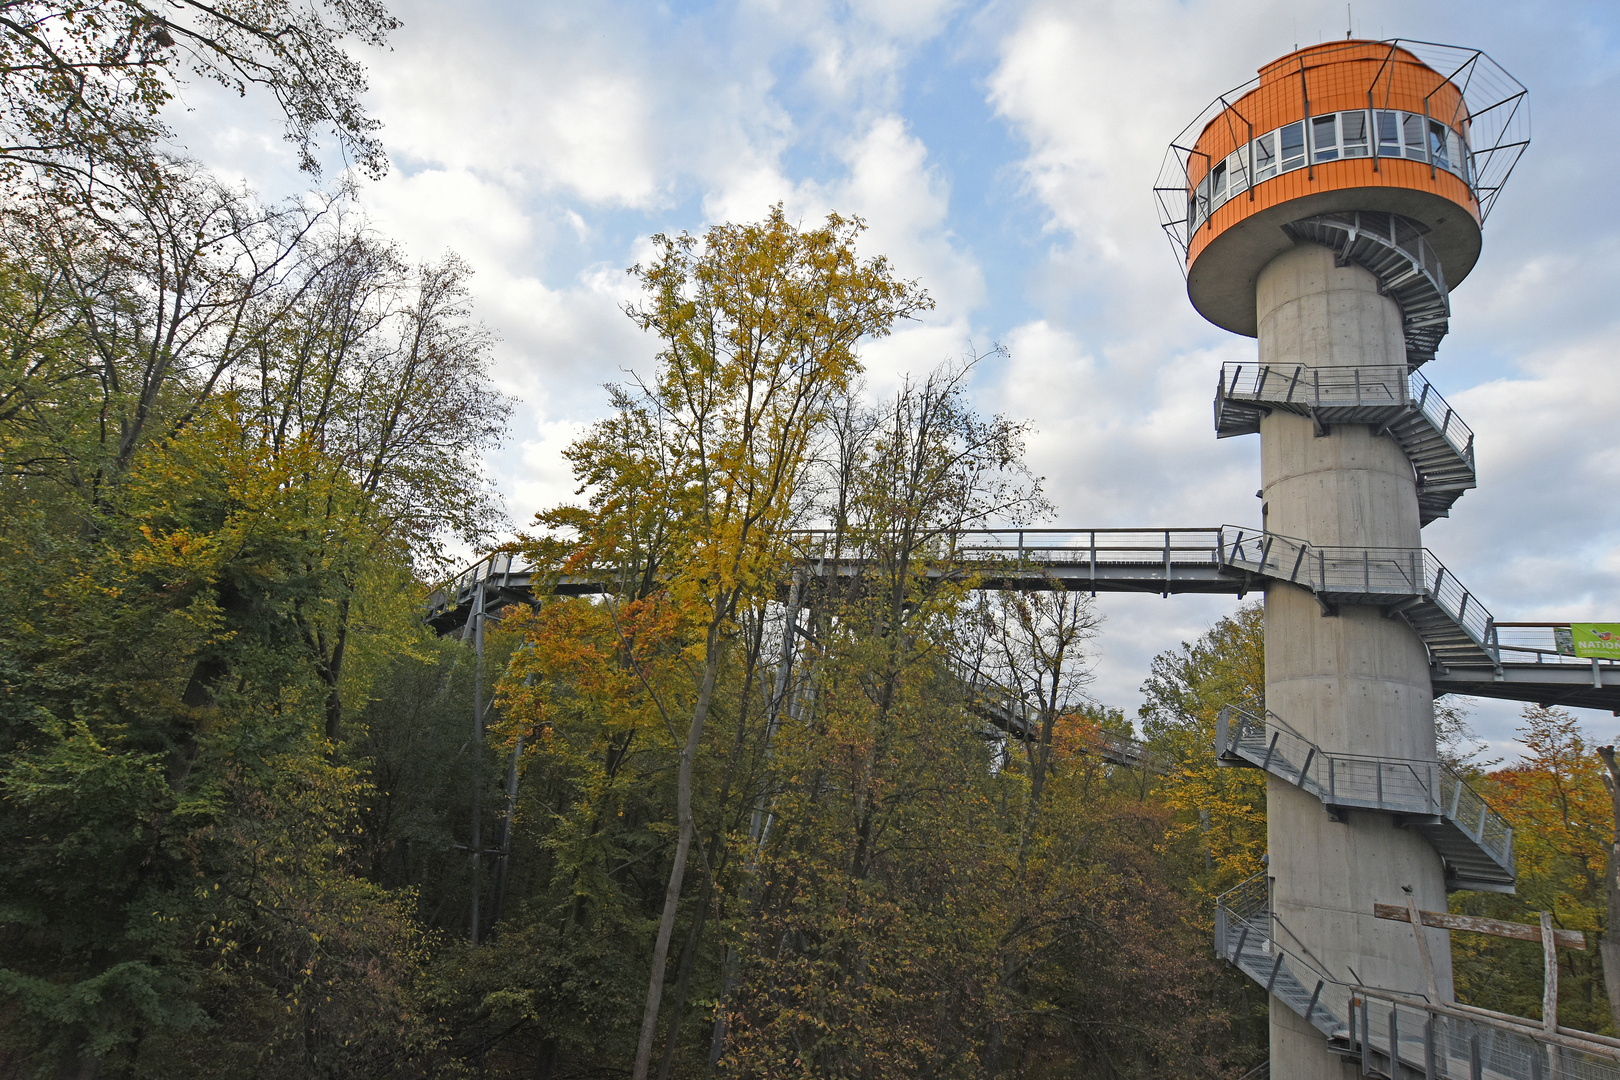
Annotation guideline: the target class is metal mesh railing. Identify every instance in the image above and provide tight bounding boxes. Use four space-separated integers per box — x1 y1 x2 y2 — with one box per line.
1215 871 1346 1036
789 527 1228 568
1439 770 1515 868
1220 361 1407 409
1217 704 1513 873
1352 988 1620 1080
1218 528 1495 655
426 550 528 617
1216 876 1620 1077
1492 625 1620 672
1217 363 1474 465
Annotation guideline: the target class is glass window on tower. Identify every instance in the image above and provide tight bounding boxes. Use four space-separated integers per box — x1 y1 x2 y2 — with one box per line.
1311 115 1338 161
1428 121 1450 169
1253 131 1277 179
1279 122 1305 169
1402 113 1426 160
1341 110 1368 157
1226 149 1246 192
1377 110 1401 155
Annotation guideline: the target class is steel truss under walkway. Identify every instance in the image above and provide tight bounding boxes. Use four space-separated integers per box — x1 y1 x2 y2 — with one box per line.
425 527 1620 712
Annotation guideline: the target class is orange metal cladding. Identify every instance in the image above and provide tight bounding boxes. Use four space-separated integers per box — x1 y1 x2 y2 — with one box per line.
1186 41 1479 267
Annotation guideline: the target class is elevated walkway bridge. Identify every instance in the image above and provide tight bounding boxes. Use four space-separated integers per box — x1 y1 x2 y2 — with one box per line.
427 527 1620 714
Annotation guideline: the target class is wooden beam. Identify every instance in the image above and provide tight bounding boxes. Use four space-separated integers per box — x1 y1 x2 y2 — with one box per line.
1375 903 1587 950
1543 912 1560 1033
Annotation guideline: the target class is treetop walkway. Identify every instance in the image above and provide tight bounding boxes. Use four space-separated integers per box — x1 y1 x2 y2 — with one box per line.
426 527 1619 714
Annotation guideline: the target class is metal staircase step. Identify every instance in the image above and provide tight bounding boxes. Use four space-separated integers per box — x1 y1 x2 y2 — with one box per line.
1214 363 1475 525
1216 704 1516 892
1283 212 1451 370
1215 872 1346 1038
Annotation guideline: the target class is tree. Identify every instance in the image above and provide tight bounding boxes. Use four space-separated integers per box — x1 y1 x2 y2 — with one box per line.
0 0 396 181
1452 705 1616 1033
530 206 932 1080
1138 601 1267 890
1596 743 1620 1033
0 168 506 1073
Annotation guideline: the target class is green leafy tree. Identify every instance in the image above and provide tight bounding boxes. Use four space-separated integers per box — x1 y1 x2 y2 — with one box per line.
1138 601 1267 891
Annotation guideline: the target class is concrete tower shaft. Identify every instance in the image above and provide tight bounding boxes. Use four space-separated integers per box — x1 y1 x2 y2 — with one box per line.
1158 38 1531 1078
1259 245 1452 1076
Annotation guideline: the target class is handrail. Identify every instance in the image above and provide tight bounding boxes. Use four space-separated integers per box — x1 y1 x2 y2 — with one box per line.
1218 876 1620 1078
1349 985 1620 1077
1217 704 1514 875
1215 870 1347 1036
1217 362 1474 467
788 527 1228 566
1218 527 1497 661
1492 623 1620 671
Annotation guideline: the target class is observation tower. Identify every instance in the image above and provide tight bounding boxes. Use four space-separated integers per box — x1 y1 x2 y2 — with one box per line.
1157 39 1530 1077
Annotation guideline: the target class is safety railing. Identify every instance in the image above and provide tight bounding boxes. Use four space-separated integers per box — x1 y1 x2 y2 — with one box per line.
1216 704 1514 874
425 550 529 619
1492 624 1620 673
1215 869 1270 941
1218 706 1439 812
1219 361 1407 410
1216 363 1474 466
1349 986 1620 1080
1215 871 1346 1038
788 527 1228 567
1218 527 1496 657
1216 876 1620 1076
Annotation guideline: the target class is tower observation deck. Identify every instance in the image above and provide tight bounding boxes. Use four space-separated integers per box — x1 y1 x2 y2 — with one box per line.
1157 38 1533 1077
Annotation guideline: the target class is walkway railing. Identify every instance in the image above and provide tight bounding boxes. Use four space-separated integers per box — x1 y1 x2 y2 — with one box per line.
1216 362 1475 465
1216 704 1514 887
789 527 1228 566
1494 623 1620 672
1218 527 1497 659
1216 872 1620 1077
1214 871 1346 1038
1348 986 1620 1079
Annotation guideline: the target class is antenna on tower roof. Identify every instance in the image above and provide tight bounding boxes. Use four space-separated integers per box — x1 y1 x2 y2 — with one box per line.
1347 4 1353 38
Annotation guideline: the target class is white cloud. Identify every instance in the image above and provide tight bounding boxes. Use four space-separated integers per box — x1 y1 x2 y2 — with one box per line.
163 0 1620 754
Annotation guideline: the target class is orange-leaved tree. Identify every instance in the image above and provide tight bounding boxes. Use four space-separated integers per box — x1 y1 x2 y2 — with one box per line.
1453 705 1615 1031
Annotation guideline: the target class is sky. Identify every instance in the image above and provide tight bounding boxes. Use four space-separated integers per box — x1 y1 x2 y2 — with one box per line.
168 0 1620 761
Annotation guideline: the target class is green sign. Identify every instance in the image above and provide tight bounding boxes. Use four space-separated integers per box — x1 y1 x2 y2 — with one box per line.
1565 624 1620 659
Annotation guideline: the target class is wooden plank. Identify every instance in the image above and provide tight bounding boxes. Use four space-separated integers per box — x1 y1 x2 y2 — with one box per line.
1543 912 1560 1033
1374 903 1587 950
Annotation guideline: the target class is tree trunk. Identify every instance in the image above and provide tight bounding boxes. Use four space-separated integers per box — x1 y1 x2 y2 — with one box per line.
633 607 729 1080
657 848 715 1080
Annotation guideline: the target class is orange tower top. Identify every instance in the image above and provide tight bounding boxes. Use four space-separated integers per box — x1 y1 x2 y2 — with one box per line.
1155 39 1528 339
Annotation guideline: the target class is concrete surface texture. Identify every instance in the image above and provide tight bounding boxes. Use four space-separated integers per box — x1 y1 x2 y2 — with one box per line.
1256 242 1452 1078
